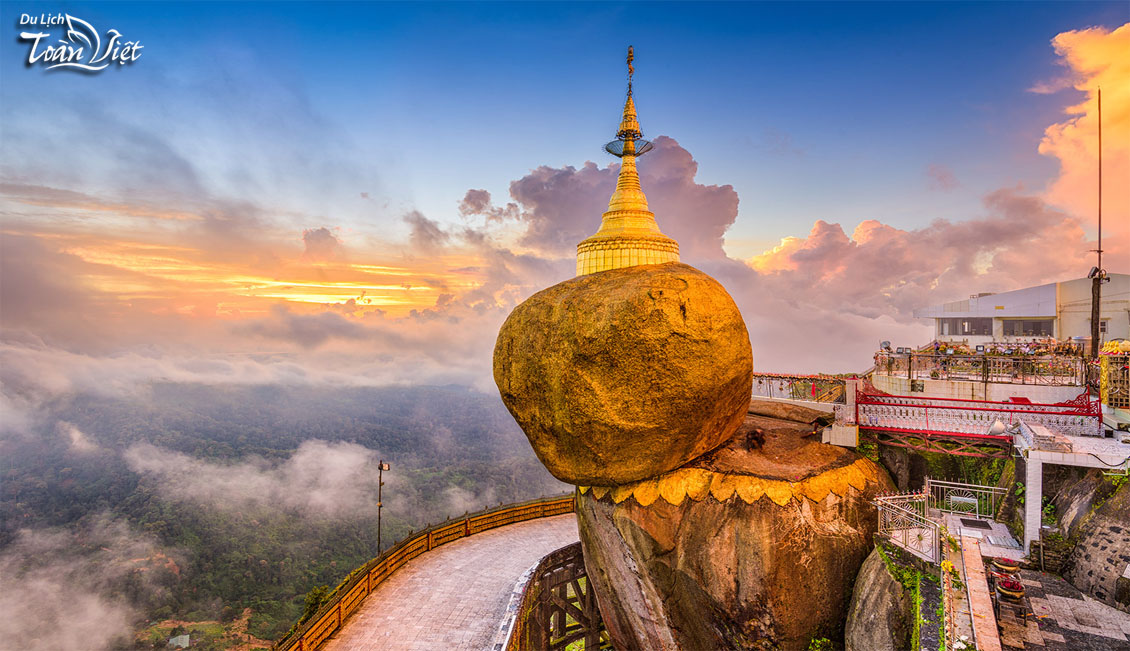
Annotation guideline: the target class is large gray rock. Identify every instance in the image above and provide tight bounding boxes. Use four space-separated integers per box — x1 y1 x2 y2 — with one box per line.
1063 481 1130 613
1052 468 1116 538
844 547 911 651
577 414 893 650
879 445 910 492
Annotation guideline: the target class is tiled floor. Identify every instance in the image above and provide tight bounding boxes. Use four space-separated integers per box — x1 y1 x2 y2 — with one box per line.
322 514 579 651
998 570 1130 650
941 512 1024 561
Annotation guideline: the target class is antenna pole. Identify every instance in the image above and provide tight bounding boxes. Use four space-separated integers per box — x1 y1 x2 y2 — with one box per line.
1090 88 1102 359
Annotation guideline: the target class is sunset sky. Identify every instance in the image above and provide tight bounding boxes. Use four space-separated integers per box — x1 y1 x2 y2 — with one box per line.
1 2 1127 396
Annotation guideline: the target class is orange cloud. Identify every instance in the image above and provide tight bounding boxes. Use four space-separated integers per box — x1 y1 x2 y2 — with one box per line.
1038 23 1129 269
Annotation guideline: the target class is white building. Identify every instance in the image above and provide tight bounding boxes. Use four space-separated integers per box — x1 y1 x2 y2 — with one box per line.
913 274 1130 345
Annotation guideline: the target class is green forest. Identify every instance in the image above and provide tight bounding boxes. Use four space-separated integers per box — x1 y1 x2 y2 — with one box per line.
0 382 565 648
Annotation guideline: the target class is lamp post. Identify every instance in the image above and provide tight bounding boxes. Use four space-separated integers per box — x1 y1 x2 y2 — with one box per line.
377 460 390 552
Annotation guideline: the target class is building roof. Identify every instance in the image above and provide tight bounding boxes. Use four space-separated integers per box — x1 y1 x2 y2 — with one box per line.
913 282 1056 319
912 274 1130 320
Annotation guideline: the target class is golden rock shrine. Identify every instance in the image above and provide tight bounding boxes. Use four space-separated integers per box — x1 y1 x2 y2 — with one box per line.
493 48 889 650
576 46 680 276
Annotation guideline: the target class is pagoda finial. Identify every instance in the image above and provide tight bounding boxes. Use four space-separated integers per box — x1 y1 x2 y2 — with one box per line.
576 47 680 276
627 45 635 96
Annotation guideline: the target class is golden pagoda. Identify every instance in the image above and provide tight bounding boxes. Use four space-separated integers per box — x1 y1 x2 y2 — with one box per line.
576 47 680 276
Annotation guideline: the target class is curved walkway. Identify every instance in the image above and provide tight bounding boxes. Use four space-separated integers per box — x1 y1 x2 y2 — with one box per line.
322 514 579 651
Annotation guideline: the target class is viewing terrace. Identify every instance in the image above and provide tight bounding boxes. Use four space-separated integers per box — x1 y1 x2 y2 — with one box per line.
873 350 1086 387
272 495 602 651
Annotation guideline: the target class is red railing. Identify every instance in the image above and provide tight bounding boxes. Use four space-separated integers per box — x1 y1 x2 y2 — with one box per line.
855 386 1101 440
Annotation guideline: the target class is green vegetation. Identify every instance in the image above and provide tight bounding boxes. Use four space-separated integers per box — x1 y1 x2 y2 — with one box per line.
1042 496 1057 526
300 585 330 624
857 439 880 462
0 383 564 647
806 637 833 651
876 544 925 651
910 572 923 651
915 451 1008 488
935 593 946 651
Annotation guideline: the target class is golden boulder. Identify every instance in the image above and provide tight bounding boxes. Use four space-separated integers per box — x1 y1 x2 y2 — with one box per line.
493 262 753 485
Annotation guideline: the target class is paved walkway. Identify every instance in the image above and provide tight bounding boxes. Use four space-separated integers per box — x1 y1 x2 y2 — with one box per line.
999 570 1130 650
942 512 1024 561
945 536 977 648
962 536 1003 651
322 514 579 651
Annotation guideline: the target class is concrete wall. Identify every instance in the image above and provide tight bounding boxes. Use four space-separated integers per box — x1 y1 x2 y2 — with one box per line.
917 274 1130 344
915 283 1057 319
749 396 835 413
871 375 1084 403
1058 275 1130 342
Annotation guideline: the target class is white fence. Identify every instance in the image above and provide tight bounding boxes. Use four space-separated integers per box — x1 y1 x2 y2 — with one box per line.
874 491 939 564
925 478 1007 518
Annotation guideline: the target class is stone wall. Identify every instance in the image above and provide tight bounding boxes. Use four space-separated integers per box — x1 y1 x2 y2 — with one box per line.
1063 481 1130 613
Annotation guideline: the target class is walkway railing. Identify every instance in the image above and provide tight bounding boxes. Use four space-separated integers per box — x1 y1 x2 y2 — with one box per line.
856 388 1101 439
505 542 611 651
925 478 1006 518
875 491 939 564
1100 353 1130 409
752 373 848 403
873 352 1085 387
273 494 576 651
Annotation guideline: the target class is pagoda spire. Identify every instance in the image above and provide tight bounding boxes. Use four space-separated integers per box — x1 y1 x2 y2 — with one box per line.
576 46 680 276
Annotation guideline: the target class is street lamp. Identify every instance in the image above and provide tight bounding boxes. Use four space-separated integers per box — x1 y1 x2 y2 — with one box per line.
377 460 390 553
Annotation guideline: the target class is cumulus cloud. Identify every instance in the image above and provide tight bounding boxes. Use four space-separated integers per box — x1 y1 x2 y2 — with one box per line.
1037 24 1129 268
1 25 1123 387
464 136 738 263
239 305 368 348
302 227 343 261
0 517 175 651
459 189 519 223
124 440 387 519
747 188 1088 320
0 233 111 348
404 210 451 253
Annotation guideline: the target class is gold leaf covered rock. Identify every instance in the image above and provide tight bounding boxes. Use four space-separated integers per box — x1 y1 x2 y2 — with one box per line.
493 262 753 485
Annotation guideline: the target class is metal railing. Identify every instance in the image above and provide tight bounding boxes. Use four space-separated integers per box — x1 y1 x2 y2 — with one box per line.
1101 354 1130 409
875 491 939 564
925 478 1006 519
273 494 576 651
505 542 611 651
751 373 848 403
873 352 1085 387
856 388 1102 438
1015 420 1074 453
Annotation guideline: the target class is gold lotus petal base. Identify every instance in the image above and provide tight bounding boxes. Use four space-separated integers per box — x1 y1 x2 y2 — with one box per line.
578 458 886 508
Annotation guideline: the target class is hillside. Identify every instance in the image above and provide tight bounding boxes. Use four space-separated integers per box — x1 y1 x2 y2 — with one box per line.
0 383 565 649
